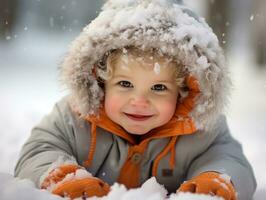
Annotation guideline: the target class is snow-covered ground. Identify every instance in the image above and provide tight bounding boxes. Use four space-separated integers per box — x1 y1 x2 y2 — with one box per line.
0 30 265 200
0 173 224 200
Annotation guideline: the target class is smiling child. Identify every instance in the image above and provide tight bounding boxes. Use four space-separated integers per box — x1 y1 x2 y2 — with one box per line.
15 1 256 200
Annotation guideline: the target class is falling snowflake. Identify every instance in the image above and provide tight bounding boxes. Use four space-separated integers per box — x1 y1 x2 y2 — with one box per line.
154 62 161 74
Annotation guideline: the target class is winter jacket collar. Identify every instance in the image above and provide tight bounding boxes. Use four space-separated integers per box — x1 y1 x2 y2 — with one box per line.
85 106 196 145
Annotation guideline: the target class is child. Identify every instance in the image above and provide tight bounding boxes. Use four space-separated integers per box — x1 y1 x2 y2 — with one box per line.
15 0 256 200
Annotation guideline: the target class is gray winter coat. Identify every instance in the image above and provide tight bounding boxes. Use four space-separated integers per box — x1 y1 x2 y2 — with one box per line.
15 0 256 199
15 97 256 200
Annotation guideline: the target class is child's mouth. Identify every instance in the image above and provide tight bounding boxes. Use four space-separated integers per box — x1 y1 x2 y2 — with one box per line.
124 113 153 121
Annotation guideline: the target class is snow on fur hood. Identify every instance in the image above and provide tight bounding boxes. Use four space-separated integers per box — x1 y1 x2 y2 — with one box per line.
60 0 231 131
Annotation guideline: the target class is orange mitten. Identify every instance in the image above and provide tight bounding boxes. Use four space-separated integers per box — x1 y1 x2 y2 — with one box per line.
177 172 237 200
41 164 80 189
41 164 110 199
52 177 110 199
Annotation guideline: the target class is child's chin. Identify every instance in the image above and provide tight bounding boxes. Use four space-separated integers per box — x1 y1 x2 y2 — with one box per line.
124 127 150 135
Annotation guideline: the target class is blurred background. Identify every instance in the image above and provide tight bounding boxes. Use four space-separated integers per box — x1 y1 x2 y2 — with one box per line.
0 0 265 199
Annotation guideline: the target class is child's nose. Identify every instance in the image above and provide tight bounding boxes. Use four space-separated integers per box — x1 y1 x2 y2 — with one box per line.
130 95 150 108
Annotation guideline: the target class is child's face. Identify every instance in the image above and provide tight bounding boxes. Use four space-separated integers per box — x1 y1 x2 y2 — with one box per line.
104 53 179 135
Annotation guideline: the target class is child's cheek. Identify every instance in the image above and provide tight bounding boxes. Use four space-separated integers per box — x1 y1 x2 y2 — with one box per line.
104 94 123 115
159 100 177 121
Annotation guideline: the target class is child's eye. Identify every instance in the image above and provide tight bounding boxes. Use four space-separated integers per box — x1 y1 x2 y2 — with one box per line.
151 84 167 91
118 81 133 88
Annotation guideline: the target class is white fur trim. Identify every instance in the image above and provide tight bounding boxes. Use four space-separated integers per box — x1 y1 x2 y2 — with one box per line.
60 0 231 131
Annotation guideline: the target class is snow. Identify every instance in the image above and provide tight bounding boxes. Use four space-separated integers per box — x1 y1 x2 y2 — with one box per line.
196 56 210 70
0 173 62 200
0 174 223 200
218 174 231 185
90 0 218 54
43 167 93 192
154 62 161 74
250 15 255 21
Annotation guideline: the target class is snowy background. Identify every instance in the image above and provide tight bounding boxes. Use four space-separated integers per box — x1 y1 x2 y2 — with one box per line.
0 0 265 199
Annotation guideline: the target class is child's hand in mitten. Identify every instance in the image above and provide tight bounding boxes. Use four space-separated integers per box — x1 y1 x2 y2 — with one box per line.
51 176 110 199
41 164 110 199
177 172 237 200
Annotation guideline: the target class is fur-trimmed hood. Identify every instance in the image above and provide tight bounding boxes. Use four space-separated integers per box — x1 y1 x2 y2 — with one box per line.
60 0 231 131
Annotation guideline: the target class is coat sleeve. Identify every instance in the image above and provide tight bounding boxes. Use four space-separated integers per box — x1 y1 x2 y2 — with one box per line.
186 116 257 200
14 97 80 187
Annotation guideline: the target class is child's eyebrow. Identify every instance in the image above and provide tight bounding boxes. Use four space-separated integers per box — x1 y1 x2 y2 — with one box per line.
113 74 131 79
154 80 175 84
